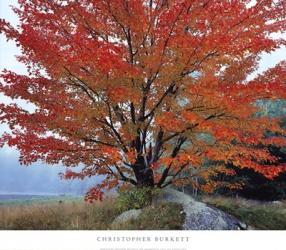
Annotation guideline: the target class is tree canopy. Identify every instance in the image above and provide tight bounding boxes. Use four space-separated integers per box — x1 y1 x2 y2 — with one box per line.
0 0 286 201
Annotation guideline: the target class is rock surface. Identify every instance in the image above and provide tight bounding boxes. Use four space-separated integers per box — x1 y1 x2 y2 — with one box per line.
272 201 283 205
112 209 142 226
156 188 248 230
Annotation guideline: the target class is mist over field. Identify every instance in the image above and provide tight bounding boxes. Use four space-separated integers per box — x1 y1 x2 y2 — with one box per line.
0 146 99 195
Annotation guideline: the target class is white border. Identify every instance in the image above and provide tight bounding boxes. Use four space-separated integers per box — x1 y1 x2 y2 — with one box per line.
0 231 285 250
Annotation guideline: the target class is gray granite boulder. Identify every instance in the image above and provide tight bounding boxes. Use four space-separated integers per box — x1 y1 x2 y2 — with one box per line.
112 209 142 226
156 188 248 230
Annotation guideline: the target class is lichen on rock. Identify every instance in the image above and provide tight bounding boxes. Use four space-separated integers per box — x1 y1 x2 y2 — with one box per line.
157 188 247 230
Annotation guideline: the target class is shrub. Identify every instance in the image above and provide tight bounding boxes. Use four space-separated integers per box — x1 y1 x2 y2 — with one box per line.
115 187 161 212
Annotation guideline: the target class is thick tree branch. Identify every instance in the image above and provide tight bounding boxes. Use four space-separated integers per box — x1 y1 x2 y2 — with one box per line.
161 162 189 188
143 82 177 120
156 136 187 187
163 112 225 143
115 165 137 186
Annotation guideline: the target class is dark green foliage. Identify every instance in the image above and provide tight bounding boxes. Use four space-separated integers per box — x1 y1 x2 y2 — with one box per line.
214 143 286 201
209 100 286 201
115 187 161 212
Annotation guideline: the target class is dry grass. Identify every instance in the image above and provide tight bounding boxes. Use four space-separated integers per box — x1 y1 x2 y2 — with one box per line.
0 198 121 230
202 196 286 230
0 198 184 230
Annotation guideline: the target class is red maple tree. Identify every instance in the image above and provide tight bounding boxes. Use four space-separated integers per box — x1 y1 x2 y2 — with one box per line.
1 0 286 201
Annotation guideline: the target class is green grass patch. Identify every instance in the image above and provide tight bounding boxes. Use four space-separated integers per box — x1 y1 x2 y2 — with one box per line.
111 202 185 230
202 196 286 230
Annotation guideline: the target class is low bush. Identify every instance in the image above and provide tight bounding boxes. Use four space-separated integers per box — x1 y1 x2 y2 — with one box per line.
115 187 161 212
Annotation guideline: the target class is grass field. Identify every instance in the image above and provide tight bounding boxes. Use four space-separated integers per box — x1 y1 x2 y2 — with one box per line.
1 194 285 230
0 194 81 206
0 197 184 230
0 197 117 230
202 196 286 230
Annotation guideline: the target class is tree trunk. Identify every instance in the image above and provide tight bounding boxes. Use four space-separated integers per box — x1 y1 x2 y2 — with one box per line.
132 155 154 187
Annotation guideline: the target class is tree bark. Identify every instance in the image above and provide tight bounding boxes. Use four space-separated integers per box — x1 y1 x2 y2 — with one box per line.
132 155 154 187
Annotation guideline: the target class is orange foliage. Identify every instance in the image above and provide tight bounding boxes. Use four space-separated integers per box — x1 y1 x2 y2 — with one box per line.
0 0 286 201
